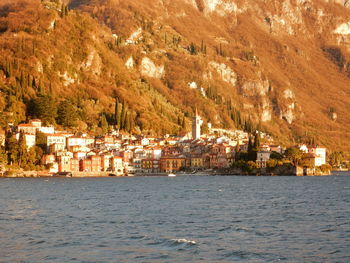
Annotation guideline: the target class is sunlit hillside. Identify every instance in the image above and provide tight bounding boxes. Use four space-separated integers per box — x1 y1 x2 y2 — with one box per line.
1 0 350 150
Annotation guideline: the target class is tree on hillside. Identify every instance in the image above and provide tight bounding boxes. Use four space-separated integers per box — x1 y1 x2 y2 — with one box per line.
120 100 126 129
247 134 259 161
201 120 209 135
18 132 28 168
114 98 122 129
35 131 47 152
125 113 131 132
328 151 344 168
0 146 7 167
99 114 108 134
253 132 261 151
285 148 303 167
28 95 57 125
188 42 198 55
57 100 78 127
5 133 19 165
181 116 186 131
248 136 253 154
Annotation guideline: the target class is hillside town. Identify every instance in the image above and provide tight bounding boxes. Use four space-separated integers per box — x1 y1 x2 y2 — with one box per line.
0 111 329 177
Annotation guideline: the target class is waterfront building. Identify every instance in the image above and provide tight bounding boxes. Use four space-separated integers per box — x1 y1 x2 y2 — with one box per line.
256 151 271 168
308 147 326 166
190 155 204 169
160 156 186 172
90 156 102 172
111 156 124 175
101 154 113 171
80 159 92 172
58 154 72 172
70 159 80 172
141 159 160 173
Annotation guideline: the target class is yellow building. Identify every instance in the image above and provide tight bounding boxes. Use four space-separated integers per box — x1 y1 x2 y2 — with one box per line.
190 157 204 168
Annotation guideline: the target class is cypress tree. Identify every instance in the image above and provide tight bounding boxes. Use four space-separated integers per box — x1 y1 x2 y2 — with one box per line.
247 136 257 161
248 136 253 155
130 113 134 132
38 79 43 94
114 98 121 129
49 82 53 95
253 132 261 151
100 114 108 134
181 116 186 130
125 113 131 132
120 100 126 130
20 72 25 90
18 132 27 168
60 4 65 18
57 100 78 127
27 73 31 87
64 5 69 16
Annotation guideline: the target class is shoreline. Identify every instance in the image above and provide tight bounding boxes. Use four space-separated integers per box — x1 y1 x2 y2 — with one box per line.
0 170 337 178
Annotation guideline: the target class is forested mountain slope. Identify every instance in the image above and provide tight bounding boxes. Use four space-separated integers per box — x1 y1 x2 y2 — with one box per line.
1 0 350 150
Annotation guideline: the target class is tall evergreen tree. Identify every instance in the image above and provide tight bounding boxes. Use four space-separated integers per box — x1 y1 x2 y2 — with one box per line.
253 132 261 151
181 116 186 130
28 95 57 125
125 113 131 132
6 134 18 165
248 136 253 154
18 132 27 168
100 114 108 134
120 100 128 130
114 98 121 129
57 100 78 127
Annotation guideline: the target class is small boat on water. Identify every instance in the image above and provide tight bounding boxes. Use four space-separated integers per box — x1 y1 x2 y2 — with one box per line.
168 173 176 177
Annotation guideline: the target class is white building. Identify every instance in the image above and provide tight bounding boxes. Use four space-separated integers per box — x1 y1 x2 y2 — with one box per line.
308 147 327 166
16 133 36 149
111 157 124 175
37 126 55 134
29 119 42 127
192 109 203 140
46 134 66 152
67 136 86 149
299 145 327 167
256 151 271 168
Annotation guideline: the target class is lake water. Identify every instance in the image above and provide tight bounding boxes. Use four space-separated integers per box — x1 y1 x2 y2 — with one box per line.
0 174 349 262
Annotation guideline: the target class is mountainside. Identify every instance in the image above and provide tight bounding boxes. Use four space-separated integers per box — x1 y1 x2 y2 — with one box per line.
1 0 350 150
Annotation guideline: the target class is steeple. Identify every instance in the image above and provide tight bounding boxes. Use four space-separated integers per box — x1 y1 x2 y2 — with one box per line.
192 107 203 140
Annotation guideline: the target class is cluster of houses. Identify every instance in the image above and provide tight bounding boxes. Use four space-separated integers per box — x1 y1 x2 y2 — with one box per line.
0 111 327 175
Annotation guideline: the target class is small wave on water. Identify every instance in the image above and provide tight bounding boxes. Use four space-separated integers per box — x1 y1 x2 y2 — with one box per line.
147 237 197 251
170 238 197 245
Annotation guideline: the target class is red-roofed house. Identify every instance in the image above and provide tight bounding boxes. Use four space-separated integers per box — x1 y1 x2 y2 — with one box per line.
18 124 36 135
